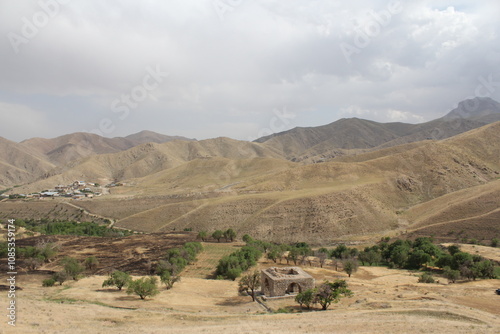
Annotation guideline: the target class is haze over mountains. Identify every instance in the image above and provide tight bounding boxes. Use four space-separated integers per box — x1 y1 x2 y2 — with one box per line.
1 97 500 243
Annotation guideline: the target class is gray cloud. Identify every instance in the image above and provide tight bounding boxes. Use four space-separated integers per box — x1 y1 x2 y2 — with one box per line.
0 0 499 142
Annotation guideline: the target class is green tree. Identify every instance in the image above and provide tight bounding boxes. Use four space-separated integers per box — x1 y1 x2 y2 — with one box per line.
53 271 68 285
102 270 131 290
491 238 499 248
443 266 460 283
447 244 461 256
238 270 261 301
266 248 280 263
342 258 359 277
84 256 99 272
159 271 180 289
212 230 224 242
62 257 84 280
36 242 58 263
407 250 431 269
127 276 160 300
197 231 208 242
295 288 316 309
314 280 353 310
224 228 237 242
242 234 253 243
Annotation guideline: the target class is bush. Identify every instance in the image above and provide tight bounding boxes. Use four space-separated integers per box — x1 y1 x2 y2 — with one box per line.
418 273 435 283
102 271 131 290
84 256 99 272
127 276 159 300
42 278 56 287
295 288 316 309
491 238 499 248
443 266 460 283
62 257 84 280
215 245 262 280
159 271 179 290
53 271 68 285
342 258 359 277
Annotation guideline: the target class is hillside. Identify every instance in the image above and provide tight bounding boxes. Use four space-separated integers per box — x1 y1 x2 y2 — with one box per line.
0 136 56 188
257 97 500 161
4 122 498 245
20 131 193 166
9 137 285 194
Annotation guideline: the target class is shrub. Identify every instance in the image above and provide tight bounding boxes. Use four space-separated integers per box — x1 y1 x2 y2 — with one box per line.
491 238 499 248
53 271 68 285
342 258 359 277
102 271 131 290
443 266 460 283
62 257 84 280
159 271 180 290
42 278 56 287
84 256 99 272
295 288 316 309
127 276 159 300
212 230 224 242
418 273 435 283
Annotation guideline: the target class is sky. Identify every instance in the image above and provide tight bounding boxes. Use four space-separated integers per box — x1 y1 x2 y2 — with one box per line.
0 0 499 142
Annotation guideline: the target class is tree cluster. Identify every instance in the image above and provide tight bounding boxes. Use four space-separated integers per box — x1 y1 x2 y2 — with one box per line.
216 241 262 280
295 280 353 310
357 238 496 282
197 228 237 242
11 218 132 237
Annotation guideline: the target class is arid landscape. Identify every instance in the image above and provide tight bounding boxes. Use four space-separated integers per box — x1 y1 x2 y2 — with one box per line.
1 98 500 333
1 234 499 334
2 2 500 332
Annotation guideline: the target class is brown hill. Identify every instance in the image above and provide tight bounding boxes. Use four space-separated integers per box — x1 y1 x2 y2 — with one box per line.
10 137 285 193
0 136 55 188
20 131 193 166
14 122 493 245
257 97 500 161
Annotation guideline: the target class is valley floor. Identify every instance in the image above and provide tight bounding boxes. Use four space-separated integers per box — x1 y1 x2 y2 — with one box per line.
2 259 499 333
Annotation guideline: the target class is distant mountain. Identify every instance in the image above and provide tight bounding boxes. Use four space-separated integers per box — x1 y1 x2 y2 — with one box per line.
20 131 194 166
125 130 195 146
443 97 500 120
12 137 284 192
256 97 500 161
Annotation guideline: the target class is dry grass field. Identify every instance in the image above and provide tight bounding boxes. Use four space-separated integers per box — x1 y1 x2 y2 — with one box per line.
2 248 499 334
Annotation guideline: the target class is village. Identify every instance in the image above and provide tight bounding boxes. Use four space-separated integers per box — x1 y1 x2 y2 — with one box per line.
0 181 124 201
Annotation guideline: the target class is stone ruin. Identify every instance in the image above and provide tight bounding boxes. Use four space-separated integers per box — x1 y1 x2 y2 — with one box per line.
261 267 315 297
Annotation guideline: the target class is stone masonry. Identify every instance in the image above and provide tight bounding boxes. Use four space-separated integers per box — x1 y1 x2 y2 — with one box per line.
261 267 315 297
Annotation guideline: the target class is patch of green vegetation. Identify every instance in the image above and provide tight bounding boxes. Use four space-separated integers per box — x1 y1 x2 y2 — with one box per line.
274 307 294 313
493 266 500 278
12 218 133 237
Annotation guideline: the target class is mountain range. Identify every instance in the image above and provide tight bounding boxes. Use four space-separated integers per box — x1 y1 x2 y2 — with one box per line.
1 97 499 244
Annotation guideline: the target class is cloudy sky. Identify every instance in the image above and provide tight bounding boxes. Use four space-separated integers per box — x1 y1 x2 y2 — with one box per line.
0 0 499 142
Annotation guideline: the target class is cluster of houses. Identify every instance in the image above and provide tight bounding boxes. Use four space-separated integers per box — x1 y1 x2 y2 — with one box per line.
1 181 101 201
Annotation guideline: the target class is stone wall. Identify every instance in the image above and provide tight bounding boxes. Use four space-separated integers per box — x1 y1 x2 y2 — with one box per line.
261 267 315 297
